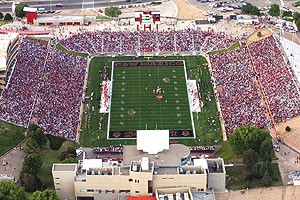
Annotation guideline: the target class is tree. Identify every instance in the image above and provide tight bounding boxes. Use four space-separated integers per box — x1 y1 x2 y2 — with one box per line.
23 138 40 155
243 149 258 168
251 163 264 179
22 153 43 174
27 128 47 147
257 31 262 37
29 189 59 200
67 147 76 155
229 125 270 155
293 12 300 22
4 13 13 21
7 186 26 200
27 124 39 132
296 18 300 31
0 12 3 20
60 147 76 160
268 4 280 17
105 6 122 18
15 4 28 18
0 180 25 200
262 171 272 187
260 139 273 162
241 4 260 16
61 157 78 163
285 126 291 132
20 173 40 192
263 161 274 179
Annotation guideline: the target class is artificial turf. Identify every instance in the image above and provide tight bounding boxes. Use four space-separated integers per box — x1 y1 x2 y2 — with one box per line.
108 63 193 137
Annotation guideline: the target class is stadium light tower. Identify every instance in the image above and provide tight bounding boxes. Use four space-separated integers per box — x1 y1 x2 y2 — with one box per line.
279 0 285 42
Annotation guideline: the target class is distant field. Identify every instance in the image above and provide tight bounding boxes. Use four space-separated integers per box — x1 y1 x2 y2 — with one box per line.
108 61 194 139
0 121 25 156
80 56 222 147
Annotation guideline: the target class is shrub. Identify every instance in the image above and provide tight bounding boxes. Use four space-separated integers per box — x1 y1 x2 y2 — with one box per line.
46 134 65 150
285 126 291 132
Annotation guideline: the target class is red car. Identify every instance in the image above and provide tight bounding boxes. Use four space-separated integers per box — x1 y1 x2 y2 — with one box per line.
55 3 63 7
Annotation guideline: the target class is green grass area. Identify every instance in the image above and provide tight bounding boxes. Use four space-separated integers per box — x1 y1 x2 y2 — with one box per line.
110 65 192 132
80 56 222 147
37 140 79 189
226 164 283 190
96 15 111 20
215 142 243 163
56 43 89 57
0 121 25 156
0 20 12 26
208 41 241 55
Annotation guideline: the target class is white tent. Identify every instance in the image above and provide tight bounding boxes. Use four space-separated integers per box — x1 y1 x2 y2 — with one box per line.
137 130 169 154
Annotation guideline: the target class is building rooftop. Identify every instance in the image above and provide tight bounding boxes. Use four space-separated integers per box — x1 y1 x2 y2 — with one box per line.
155 167 178 175
123 144 190 166
207 159 224 173
53 164 77 171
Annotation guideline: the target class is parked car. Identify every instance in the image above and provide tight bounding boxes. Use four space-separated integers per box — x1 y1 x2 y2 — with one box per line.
55 3 63 7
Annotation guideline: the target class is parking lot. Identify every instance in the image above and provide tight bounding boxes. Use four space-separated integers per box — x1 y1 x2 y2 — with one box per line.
187 0 300 17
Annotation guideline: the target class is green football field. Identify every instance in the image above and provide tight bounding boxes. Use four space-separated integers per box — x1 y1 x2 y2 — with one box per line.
108 64 193 135
80 56 222 147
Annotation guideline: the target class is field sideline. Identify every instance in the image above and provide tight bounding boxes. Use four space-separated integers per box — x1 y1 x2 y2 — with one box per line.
79 56 222 147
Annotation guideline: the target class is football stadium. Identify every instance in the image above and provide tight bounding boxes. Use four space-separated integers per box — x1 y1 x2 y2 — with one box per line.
1 0 300 199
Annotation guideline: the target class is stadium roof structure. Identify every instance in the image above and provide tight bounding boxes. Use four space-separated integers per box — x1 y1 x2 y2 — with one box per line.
137 130 169 155
23 7 37 12
0 33 19 71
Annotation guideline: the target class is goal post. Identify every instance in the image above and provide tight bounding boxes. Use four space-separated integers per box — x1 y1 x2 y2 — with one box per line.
143 52 154 60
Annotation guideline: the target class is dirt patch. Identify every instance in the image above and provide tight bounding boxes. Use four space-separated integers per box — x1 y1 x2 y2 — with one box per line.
216 186 300 200
246 28 272 45
172 0 205 20
275 116 300 153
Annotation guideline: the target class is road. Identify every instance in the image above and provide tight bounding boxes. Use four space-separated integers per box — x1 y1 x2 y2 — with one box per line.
0 0 152 13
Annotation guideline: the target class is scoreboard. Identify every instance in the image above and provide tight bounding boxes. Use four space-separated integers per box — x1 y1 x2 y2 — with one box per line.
135 11 161 25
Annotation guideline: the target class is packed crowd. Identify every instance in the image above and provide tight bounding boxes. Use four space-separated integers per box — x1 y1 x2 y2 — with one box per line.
0 38 87 140
31 47 87 140
99 81 110 114
210 45 270 135
93 146 123 154
59 29 237 55
187 80 203 112
248 37 300 124
0 38 48 127
210 36 300 135
189 146 216 152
